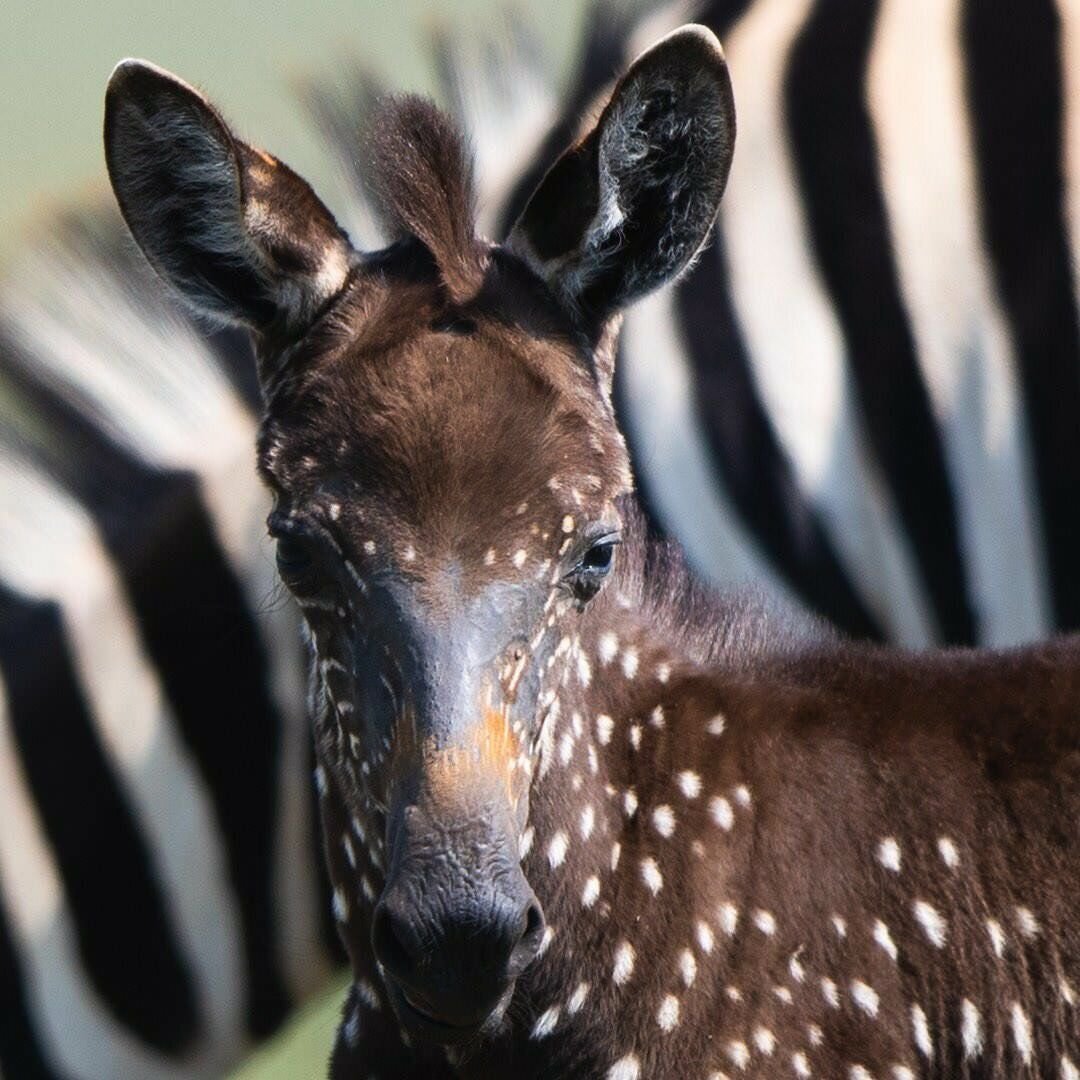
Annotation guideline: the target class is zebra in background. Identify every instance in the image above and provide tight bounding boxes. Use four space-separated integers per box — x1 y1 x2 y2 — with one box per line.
496 0 1080 650
0 0 1077 1074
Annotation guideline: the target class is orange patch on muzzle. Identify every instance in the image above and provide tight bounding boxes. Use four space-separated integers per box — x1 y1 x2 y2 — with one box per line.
423 707 527 809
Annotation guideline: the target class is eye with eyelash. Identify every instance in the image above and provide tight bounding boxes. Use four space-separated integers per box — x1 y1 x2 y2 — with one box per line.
566 535 620 606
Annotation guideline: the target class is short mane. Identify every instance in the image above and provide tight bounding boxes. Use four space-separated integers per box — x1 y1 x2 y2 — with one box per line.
369 95 485 303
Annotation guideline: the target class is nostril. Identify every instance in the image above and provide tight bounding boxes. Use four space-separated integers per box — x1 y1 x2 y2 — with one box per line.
523 901 544 940
508 899 546 978
371 903 416 981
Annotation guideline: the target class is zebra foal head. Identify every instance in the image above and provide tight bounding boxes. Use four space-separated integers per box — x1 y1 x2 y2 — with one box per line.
103 27 735 1045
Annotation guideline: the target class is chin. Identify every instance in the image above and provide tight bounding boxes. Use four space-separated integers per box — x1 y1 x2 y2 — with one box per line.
387 980 515 1047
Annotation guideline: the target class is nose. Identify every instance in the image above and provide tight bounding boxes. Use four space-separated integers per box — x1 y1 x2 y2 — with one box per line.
373 881 546 1037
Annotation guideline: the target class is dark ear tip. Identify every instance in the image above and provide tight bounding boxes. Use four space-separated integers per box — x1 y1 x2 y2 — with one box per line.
106 58 206 111
629 23 730 84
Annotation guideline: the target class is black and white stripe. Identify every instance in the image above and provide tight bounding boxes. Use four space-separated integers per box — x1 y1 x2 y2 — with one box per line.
560 0 1076 647
1 0 1078 1074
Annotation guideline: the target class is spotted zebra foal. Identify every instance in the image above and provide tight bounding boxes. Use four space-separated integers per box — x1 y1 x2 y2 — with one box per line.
103 24 1080 1080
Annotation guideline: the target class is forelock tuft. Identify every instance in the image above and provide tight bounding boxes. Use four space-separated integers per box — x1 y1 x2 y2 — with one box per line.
370 95 485 303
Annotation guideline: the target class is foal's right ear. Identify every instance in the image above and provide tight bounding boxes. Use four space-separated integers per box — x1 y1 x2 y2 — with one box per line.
508 25 734 327
105 60 355 338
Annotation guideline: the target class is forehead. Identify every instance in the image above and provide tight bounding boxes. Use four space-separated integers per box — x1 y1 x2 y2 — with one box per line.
259 248 630 542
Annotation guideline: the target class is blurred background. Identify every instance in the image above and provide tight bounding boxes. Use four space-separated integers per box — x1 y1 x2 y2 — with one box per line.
0 0 592 263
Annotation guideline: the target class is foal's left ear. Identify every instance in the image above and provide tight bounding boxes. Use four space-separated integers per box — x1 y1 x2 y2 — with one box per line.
105 60 355 339
508 25 734 326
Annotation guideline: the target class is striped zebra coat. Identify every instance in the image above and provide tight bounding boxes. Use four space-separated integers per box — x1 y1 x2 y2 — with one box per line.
1 0 1078 1075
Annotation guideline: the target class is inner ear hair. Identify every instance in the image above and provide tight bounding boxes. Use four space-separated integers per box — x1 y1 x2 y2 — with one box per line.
509 24 735 325
105 59 356 340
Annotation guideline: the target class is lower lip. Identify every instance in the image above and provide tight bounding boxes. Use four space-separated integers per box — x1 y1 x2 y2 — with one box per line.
394 986 485 1043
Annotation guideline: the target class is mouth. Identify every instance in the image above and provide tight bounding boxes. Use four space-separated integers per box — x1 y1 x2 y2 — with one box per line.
387 979 512 1045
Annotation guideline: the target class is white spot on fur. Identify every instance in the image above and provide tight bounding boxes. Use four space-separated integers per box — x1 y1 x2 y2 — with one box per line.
937 836 959 868
577 651 592 687
598 632 619 665
548 831 569 868
987 918 1007 957
911 1003 932 1058
874 919 898 961
733 784 752 807
1010 1002 1033 1064
877 836 902 872
1063 1057 1080 1080
821 978 840 1008
657 994 680 1031
332 886 349 923
696 920 715 954
608 1055 640 1080
792 1051 812 1077
678 770 702 798
568 982 590 1014
580 804 595 840
852 980 879 1017
596 713 614 744
707 712 727 736
613 941 635 984
629 724 642 750
623 790 638 818
789 949 806 983
512 548 528 568
621 649 639 679
582 876 601 908
531 1006 560 1039
1014 906 1039 939
611 842 621 871
754 909 776 935
641 857 663 895
519 826 534 859
913 900 947 947
649 705 665 728
754 1027 776 1056
652 805 676 837
710 795 734 830
727 1041 750 1069
832 914 847 938
961 999 982 1060
679 949 697 987
719 902 739 936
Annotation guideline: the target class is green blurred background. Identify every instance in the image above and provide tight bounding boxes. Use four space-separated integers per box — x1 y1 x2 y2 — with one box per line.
0 0 593 262
0 0 591 1073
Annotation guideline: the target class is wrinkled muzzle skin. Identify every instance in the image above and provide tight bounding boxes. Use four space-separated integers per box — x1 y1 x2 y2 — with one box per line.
312 573 566 1043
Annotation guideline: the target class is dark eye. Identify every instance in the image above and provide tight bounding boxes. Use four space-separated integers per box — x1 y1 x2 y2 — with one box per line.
275 536 315 583
568 537 618 605
581 541 615 573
